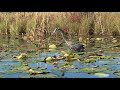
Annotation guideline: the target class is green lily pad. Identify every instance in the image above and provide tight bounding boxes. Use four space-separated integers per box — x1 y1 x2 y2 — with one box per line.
48 49 56 52
73 54 80 58
99 56 112 59
12 64 30 70
100 56 106 59
33 68 51 74
38 73 57 78
20 76 31 78
58 62 70 66
9 63 30 74
74 52 84 55
114 62 120 64
106 56 111 59
80 66 109 74
83 58 96 63
113 70 120 77
16 66 30 71
58 62 75 68
0 65 10 69
3 69 17 74
94 72 109 77
26 59 45 63
98 61 111 63
51 67 63 70
0 76 4 78
46 57 53 61
66 69 80 73
70 57 79 61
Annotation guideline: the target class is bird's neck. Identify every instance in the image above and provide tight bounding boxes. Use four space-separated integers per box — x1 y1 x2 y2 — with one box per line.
60 32 69 44
59 31 73 49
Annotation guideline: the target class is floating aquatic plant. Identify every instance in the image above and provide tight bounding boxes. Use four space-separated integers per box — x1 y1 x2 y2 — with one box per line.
94 72 109 78
80 66 109 74
49 44 57 49
15 53 29 60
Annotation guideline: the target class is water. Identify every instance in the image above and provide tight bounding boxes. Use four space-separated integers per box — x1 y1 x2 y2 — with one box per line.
0 35 120 78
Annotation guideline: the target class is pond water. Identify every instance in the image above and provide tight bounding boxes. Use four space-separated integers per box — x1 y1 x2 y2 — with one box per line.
0 35 120 78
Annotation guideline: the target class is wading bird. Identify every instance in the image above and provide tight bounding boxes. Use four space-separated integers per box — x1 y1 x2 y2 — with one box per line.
51 27 84 52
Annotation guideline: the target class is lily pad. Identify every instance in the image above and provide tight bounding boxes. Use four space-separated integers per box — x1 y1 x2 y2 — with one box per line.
46 57 53 61
9 63 30 74
26 59 45 63
66 69 80 73
113 70 120 77
0 76 4 78
114 62 120 65
94 73 109 77
58 62 73 68
80 66 109 74
16 53 29 60
37 73 57 78
100 56 106 59
49 44 57 49
83 58 96 63
20 76 31 78
33 68 51 74
48 49 56 52
3 69 18 74
74 52 85 55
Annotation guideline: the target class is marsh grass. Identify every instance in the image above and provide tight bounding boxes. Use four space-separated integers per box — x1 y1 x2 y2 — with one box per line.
0 12 120 43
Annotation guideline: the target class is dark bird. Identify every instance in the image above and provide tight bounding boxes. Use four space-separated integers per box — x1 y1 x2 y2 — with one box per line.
51 27 84 52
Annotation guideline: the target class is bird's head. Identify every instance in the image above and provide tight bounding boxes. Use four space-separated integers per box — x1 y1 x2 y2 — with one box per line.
51 27 63 35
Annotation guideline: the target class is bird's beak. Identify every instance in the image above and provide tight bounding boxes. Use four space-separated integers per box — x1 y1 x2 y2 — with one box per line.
51 28 57 35
51 31 55 35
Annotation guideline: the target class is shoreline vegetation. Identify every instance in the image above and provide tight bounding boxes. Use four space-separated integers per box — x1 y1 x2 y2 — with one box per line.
0 12 120 37
0 12 120 49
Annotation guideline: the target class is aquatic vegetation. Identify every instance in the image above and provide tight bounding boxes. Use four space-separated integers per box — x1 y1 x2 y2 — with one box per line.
15 53 29 60
48 44 57 52
48 49 56 52
83 58 96 63
100 56 111 59
28 69 41 75
75 52 85 55
28 67 51 76
57 61 75 69
1 12 120 78
27 59 45 63
0 42 119 78
106 56 111 59
113 62 120 65
49 44 57 49
79 66 109 74
100 56 106 59
0 76 4 78
3 69 18 74
112 70 120 77
37 73 57 78
61 50 68 54
45 57 53 61
66 69 80 73
20 75 31 78
64 54 69 57
94 72 109 78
